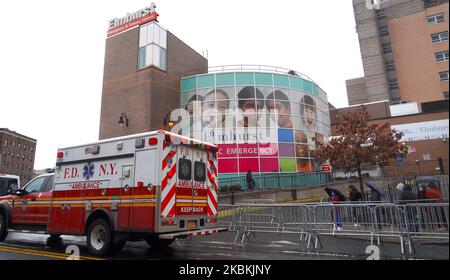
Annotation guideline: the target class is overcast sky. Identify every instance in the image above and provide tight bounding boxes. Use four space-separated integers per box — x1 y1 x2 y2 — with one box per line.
0 0 364 170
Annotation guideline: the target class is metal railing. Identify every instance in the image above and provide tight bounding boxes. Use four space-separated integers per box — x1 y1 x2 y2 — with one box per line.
206 64 319 86
218 201 449 255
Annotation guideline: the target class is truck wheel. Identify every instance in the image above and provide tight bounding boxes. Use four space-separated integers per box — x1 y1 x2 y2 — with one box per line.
145 236 174 249
0 213 7 242
87 219 112 256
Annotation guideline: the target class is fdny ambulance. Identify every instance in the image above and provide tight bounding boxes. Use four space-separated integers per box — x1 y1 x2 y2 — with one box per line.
0 131 222 256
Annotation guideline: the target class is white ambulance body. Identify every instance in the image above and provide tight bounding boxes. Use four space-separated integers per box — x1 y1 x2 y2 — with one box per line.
51 130 221 255
0 174 20 196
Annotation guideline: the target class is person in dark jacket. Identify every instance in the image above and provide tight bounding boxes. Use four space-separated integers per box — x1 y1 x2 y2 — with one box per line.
348 185 362 202
246 170 255 191
399 184 418 232
368 189 381 202
399 184 417 203
348 185 362 225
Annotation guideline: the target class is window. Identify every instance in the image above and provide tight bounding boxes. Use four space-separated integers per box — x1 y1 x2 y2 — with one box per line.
382 42 392 53
379 26 389 36
376 9 386 19
440 71 449 82
138 22 167 71
435 50 449 63
385 61 396 71
194 161 206 182
178 158 192 181
432 31 449 43
389 79 399 90
43 176 54 192
444 91 449 100
427 13 445 24
24 176 48 194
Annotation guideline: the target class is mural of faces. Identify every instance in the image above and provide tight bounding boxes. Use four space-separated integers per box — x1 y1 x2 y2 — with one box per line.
300 95 317 131
266 90 293 129
237 86 264 128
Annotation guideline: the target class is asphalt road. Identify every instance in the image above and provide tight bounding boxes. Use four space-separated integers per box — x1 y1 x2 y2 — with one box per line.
0 231 448 260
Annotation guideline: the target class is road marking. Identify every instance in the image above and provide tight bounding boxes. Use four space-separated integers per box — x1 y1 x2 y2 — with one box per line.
0 244 106 260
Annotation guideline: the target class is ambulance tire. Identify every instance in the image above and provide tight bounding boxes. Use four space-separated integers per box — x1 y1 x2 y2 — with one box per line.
0 213 7 242
145 236 174 249
87 219 112 256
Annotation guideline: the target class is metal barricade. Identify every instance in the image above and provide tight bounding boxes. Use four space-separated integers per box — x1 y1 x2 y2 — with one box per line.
402 203 449 253
310 203 409 254
220 201 448 256
236 204 281 243
218 204 240 231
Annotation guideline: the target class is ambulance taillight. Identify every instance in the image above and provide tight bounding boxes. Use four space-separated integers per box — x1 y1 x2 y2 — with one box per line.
148 137 158 145
57 152 64 159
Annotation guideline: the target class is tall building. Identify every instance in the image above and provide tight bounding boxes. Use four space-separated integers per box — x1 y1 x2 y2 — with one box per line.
0 128 37 184
99 5 207 140
347 0 449 107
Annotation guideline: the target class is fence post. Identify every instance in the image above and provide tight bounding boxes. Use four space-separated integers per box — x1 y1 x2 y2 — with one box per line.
438 157 445 175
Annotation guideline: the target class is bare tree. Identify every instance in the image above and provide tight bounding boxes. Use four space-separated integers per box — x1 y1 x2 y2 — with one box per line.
314 106 408 199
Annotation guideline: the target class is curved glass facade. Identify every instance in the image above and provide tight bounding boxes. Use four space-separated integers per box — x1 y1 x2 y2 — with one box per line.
180 70 331 180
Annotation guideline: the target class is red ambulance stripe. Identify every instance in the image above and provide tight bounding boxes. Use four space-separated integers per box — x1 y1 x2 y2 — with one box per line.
161 176 168 190
207 170 218 190
161 151 177 171
207 156 217 176
167 164 177 179
161 164 177 190
162 156 168 171
167 202 176 217
161 183 176 211
207 188 217 204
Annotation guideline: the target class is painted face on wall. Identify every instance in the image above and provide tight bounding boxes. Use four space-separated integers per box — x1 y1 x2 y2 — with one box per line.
202 92 217 128
266 100 292 128
302 103 316 130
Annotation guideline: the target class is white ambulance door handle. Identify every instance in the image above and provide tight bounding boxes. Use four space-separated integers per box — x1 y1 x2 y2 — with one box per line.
123 184 130 192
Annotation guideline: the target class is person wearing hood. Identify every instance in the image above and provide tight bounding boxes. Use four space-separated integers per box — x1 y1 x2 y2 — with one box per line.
348 185 362 226
368 188 381 202
399 184 419 232
348 185 362 202
399 184 417 204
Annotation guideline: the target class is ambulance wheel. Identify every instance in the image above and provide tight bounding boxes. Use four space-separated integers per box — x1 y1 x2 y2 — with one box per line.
87 219 112 256
145 236 174 249
0 213 7 242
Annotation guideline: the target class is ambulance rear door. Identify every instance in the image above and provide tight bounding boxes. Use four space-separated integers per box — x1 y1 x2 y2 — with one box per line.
175 145 207 219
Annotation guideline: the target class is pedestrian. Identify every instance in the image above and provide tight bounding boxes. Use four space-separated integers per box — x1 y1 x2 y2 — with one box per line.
399 184 417 203
246 170 255 191
399 184 418 232
368 189 381 202
348 185 362 202
425 182 443 202
425 182 446 229
348 185 362 226
331 191 343 230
